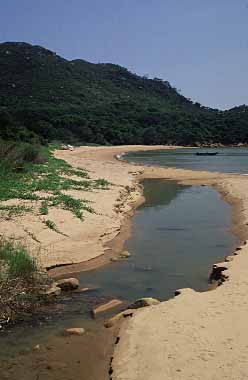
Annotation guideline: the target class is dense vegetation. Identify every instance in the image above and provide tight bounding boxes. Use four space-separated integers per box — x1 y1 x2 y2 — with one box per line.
0 41 248 146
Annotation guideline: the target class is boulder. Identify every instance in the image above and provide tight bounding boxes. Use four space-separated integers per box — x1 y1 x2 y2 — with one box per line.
128 297 160 310
64 328 85 336
209 264 228 285
120 250 131 258
44 284 62 297
56 278 79 291
92 299 123 317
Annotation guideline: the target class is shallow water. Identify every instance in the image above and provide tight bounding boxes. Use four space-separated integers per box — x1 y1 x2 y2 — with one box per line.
125 147 248 174
0 180 238 362
77 180 238 300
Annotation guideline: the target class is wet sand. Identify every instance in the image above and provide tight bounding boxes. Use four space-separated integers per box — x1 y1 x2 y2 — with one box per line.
0 321 119 380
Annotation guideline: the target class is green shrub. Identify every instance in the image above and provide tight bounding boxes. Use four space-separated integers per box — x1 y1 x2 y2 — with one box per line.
94 178 110 189
43 219 56 230
0 238 37 280
0 140 45 173
39 201 49 215
0 237 50 325
21 144 43 164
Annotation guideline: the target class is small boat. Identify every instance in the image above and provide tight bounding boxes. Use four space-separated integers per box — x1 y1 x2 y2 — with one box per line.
195 152 219 156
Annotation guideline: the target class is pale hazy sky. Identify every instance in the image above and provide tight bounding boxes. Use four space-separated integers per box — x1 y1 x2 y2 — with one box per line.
1 0 248 109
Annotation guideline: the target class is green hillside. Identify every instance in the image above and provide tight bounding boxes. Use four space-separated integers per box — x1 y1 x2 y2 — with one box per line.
0 41 248 145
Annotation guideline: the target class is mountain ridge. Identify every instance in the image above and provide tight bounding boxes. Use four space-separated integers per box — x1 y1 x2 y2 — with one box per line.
0 41 247 145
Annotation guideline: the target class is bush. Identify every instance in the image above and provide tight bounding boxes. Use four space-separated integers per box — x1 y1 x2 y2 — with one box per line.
0 238 49 326
21 144 42 164
0 140 45 173
0 238 37 280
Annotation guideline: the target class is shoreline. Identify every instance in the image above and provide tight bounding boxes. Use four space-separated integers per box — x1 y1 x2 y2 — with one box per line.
1 145 248 380
47 146 248 380
103 151 248 380
49 145 184 276
48 171 145 279
50 145 244 278
53 145 248 380
48 147 248 380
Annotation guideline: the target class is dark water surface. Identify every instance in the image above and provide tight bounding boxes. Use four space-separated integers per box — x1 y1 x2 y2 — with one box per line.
125 147 248 174
0 180 238 359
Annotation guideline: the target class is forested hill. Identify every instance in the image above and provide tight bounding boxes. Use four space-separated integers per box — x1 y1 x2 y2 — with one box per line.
0 41 248 145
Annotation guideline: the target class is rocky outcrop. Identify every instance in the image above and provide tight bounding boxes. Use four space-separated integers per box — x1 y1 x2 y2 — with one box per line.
209 263 228 286
55 278 79 291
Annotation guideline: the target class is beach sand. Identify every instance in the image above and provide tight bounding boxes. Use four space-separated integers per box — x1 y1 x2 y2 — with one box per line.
0 145 183 269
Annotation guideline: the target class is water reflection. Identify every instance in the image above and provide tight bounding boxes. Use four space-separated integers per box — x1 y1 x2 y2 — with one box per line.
126 147 248 174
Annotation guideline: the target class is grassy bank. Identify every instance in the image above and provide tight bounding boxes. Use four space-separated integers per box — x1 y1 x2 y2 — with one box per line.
0 141 110 233
0 141 111 324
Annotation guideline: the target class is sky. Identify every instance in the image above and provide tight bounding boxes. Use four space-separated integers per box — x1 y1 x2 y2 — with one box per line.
0 0 248 110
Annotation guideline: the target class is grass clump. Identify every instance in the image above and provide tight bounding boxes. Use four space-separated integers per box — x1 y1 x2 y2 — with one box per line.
0 205 32 219
42 219 67 236
0 238 37 279
39 201 49 215
43 219 56 231
50 193 94 220
94 178 110 189
0 237 49 326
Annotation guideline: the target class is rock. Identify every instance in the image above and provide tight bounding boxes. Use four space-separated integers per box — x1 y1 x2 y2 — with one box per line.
33 344 40 351
56 278 79 291
225 256 234 262
44 284 62 297
110 257 119 262
128 297 160 309
92 299 123 317
61 144 74 151
79 287 98 293
64 327 85 336
174 290 182 297
120 250 131 258
209 264 228 285
104 309 134 328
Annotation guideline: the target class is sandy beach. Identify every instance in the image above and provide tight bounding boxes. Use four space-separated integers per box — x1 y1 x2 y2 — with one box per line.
1 145 248 380
0 145 185 270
